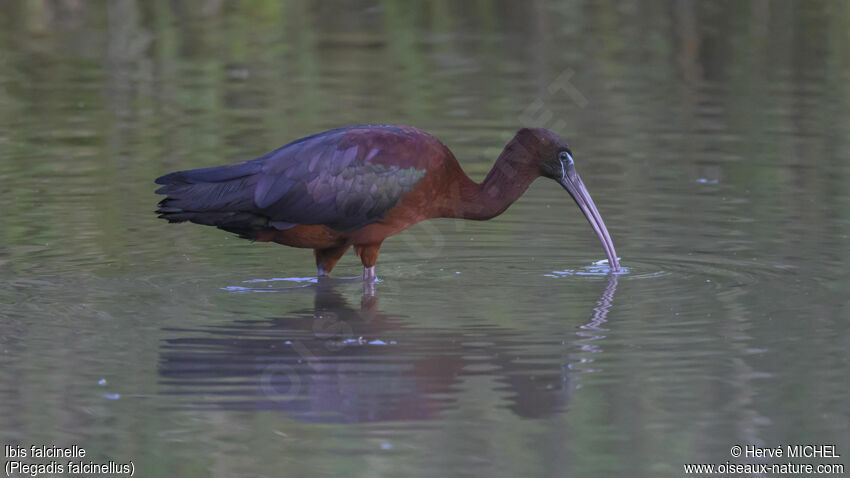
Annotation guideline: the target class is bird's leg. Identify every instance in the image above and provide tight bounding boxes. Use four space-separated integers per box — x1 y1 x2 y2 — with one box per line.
314 246 349 278
354 243 382 283
362 270 376 296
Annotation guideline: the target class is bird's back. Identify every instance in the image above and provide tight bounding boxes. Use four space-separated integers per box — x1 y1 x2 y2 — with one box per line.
155 125 452 239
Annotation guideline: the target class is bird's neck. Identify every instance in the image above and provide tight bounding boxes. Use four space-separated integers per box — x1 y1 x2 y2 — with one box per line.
444 149 540 221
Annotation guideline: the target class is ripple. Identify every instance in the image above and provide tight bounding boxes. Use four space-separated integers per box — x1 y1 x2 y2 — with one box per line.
222 276 373 293
647 254 795 288
547 259 636 278
243 277 320 283
545 254 795 289
222 277 318 293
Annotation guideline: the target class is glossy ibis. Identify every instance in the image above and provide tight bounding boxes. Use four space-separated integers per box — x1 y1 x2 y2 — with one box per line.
156 125 620 281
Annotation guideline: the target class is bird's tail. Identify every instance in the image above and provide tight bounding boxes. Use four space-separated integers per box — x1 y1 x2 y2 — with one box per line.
154 161 269 238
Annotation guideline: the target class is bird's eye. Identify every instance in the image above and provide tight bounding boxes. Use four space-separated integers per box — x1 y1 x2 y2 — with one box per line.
558 151 573 163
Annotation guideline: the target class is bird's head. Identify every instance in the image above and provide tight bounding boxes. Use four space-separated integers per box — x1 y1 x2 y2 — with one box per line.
511 128 621 272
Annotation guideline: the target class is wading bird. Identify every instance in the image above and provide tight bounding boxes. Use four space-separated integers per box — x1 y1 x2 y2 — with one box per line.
156 125 620 281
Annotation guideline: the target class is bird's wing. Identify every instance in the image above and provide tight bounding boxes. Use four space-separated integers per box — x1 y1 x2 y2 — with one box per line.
156 127 428 233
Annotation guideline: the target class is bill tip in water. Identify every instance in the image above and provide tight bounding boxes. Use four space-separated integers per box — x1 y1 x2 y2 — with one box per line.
598 257 621 273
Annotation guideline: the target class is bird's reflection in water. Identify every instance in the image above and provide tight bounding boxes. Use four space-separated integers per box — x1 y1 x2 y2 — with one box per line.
564 274 618 385
159 276 618 422
571 274 617 372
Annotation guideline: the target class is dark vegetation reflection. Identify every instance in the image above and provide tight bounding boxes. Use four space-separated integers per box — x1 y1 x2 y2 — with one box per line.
159 276 618 422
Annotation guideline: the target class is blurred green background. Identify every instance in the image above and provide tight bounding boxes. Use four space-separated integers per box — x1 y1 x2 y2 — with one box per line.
0 1 848 477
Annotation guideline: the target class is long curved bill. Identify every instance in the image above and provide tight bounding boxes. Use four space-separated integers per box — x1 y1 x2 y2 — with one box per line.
558 173 621 272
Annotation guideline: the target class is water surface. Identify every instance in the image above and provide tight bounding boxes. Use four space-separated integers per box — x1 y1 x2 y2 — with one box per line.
1 1 849 477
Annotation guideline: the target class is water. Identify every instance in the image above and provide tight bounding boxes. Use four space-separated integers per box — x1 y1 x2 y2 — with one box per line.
1 1 849 477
